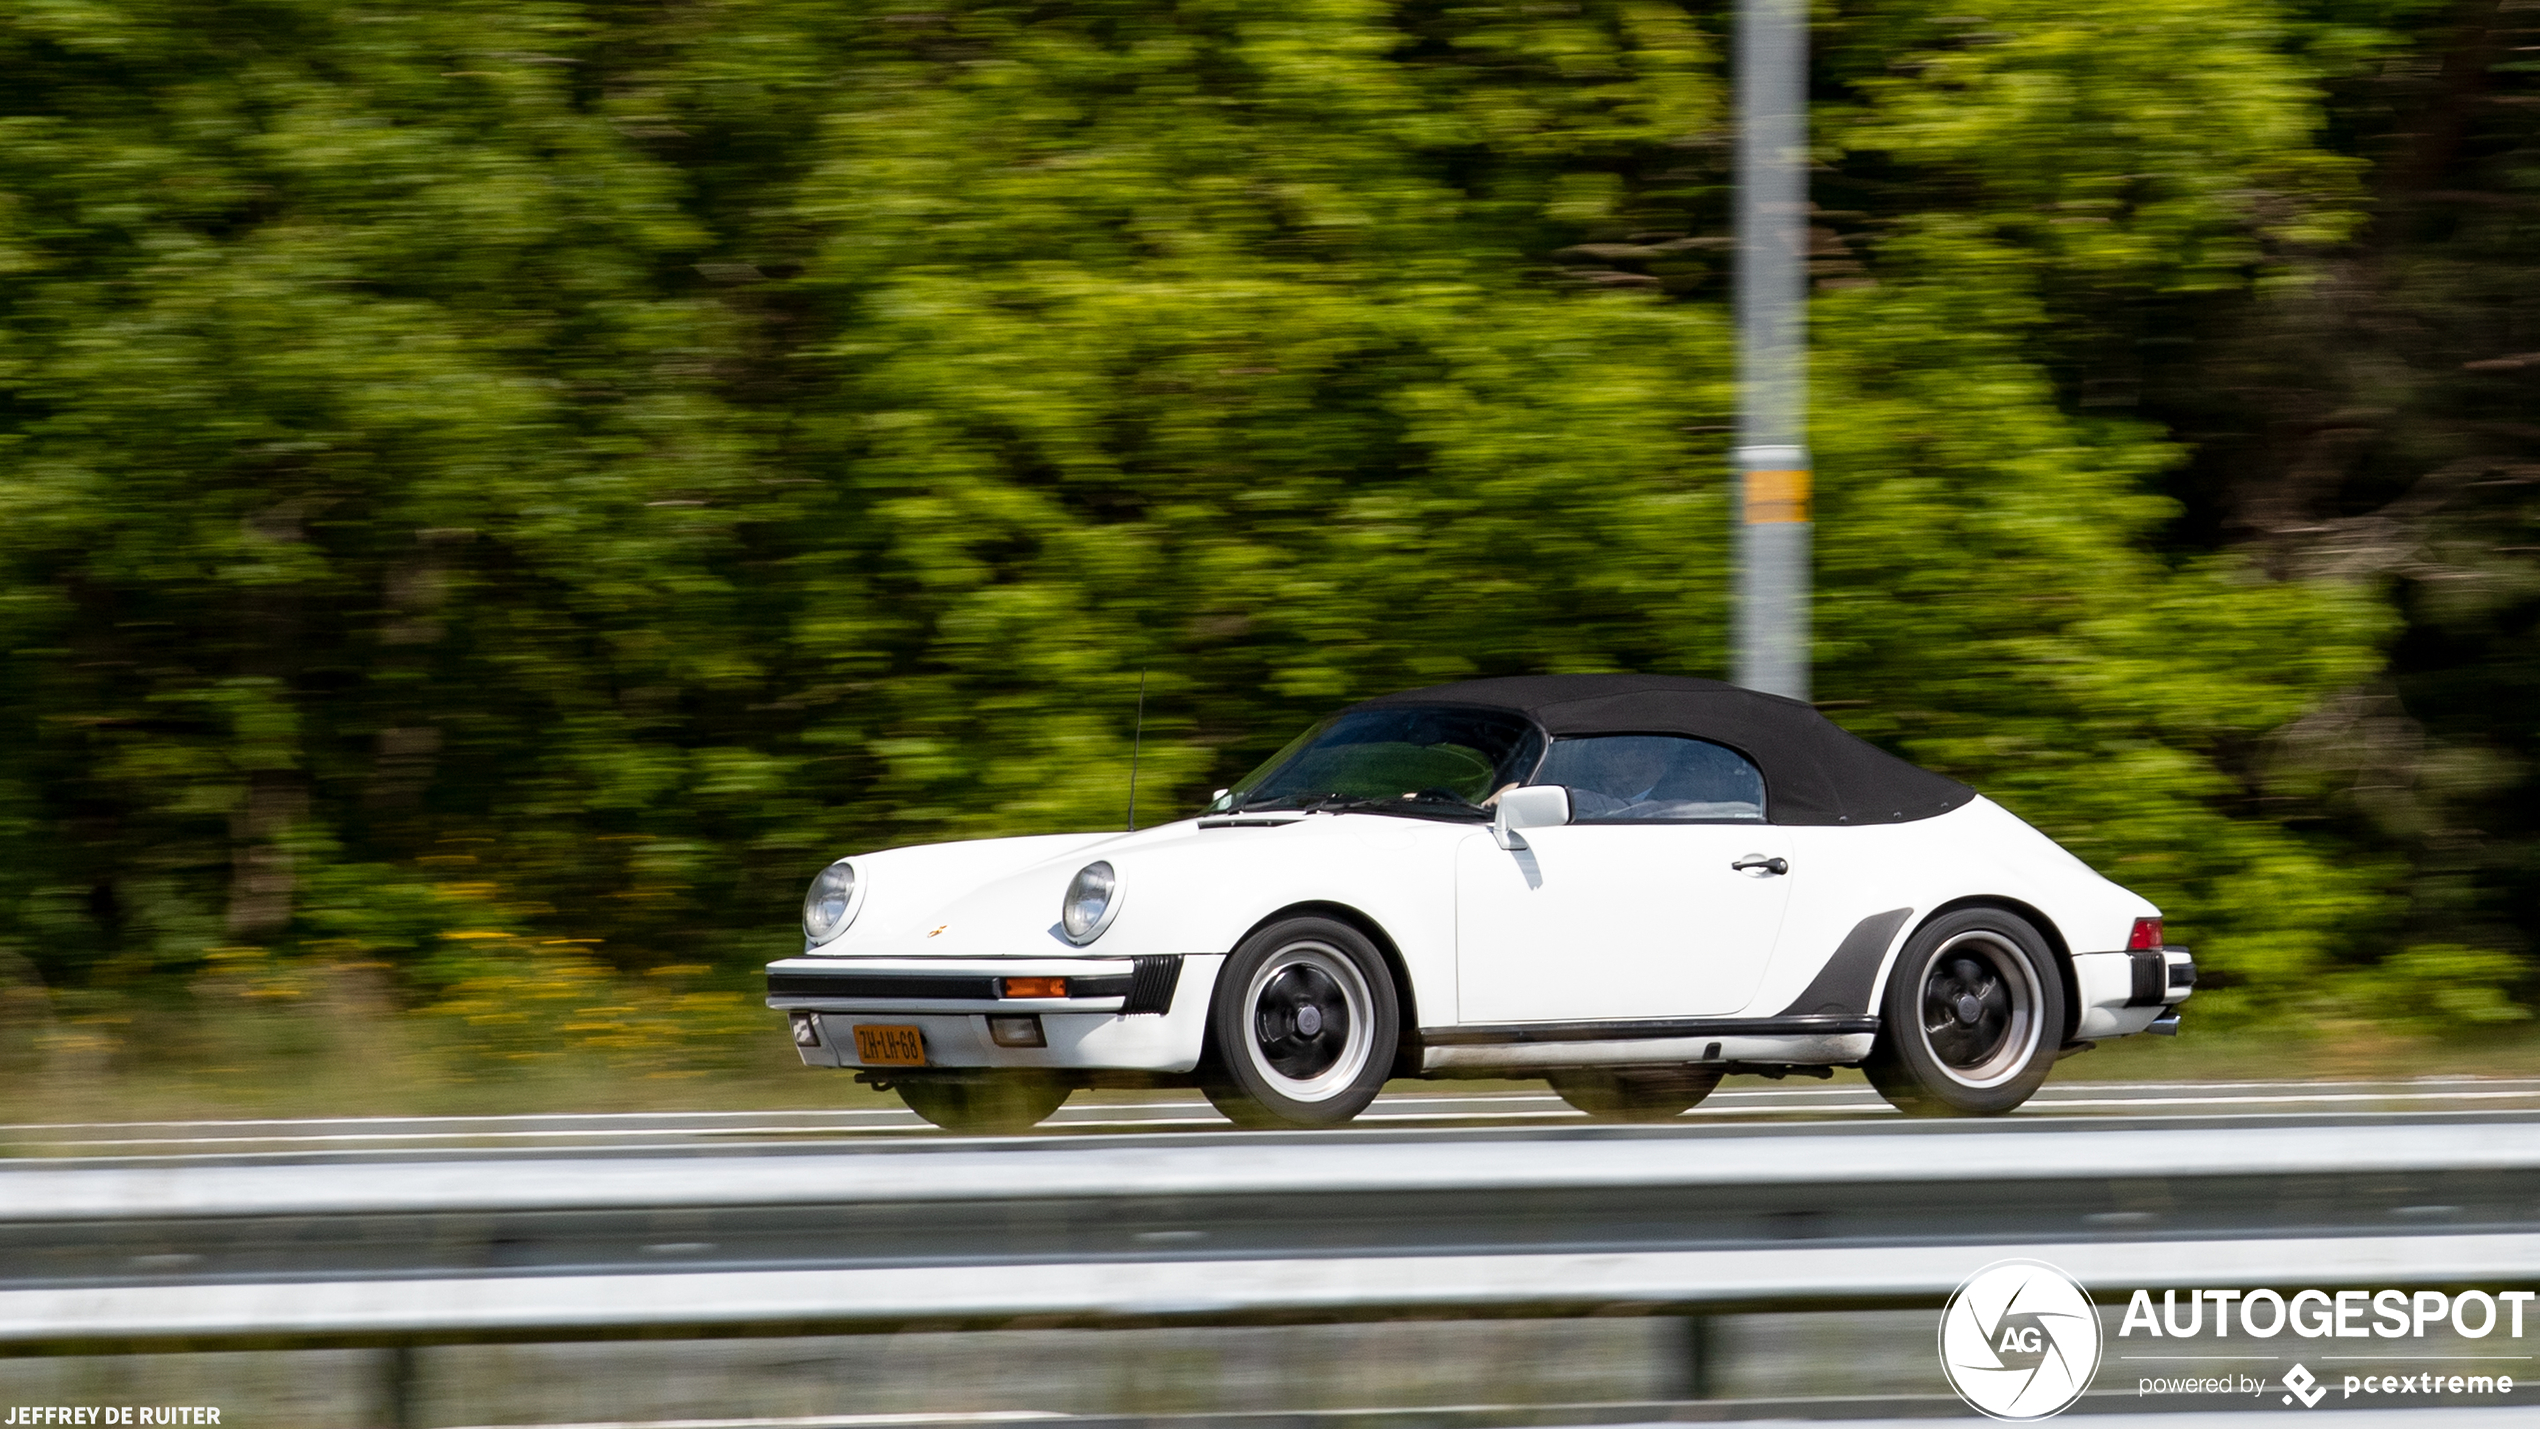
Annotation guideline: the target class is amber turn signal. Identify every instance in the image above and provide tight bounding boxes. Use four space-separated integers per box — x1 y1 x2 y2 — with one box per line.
1000 976 1068 999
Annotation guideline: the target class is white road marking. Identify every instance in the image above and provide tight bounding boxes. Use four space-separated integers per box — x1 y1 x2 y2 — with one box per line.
443 1415 1065 1429
6 1080 2539 1157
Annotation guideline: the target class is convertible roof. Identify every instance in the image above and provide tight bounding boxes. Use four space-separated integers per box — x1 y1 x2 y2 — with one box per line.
1354 674 1974 826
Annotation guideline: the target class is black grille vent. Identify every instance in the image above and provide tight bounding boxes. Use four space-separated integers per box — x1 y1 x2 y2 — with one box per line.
1122 956 1182 1015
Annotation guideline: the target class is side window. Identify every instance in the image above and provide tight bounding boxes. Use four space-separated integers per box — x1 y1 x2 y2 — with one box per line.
1536 735 1766 823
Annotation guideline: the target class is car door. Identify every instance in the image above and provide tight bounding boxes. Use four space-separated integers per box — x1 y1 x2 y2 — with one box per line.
1454 734 1796 1023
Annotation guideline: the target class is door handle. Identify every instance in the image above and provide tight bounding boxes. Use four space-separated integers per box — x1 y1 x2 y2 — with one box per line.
1731 855 1789 876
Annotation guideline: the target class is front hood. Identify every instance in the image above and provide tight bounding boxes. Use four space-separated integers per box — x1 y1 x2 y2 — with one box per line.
809 831 1115 953
809 812 1477 960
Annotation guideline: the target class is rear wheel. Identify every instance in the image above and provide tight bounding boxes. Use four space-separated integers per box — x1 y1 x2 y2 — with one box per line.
896 1072 1072 1133
1863 908 2065 1117
1203 916 1399 1128
1547 1066 1723 1122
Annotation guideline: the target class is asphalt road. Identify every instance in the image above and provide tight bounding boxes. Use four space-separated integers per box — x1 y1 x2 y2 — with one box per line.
6 1077 2540 1164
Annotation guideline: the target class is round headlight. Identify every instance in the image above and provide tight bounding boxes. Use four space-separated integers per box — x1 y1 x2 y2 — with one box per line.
1060 861 1118 944
802 861 856 944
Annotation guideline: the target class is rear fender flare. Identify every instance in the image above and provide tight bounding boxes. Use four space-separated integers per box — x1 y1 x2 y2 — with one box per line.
1876 896 2078 1046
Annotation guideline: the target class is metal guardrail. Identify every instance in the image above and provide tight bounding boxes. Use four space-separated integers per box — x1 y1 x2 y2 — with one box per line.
14 1232 2540 1352
12 1117 2540 1218
3 1120 2537 1353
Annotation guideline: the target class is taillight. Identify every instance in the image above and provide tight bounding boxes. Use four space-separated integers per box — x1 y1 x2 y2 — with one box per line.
2127 917 2164 951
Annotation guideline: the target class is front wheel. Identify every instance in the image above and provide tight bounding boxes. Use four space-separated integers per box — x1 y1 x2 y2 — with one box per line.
1203 916 1399 1128
1547 1066 1723 1122
1863 909 2065 1117
896 1072 1072 1133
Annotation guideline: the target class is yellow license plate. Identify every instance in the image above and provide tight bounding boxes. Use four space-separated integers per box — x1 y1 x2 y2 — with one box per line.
852 1024 927 1067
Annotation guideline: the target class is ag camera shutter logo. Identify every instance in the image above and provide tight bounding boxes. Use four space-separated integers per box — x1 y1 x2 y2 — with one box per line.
1939 1259 2104 1420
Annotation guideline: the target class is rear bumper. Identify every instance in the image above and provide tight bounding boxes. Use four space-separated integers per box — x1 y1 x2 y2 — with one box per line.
2071 944 2194 1039
769 954 1223 1073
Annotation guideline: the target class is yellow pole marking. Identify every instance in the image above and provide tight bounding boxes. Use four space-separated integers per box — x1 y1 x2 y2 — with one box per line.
1744 468 1812 524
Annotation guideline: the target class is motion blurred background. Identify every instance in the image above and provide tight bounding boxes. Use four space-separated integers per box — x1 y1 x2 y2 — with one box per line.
0 0 2534 1113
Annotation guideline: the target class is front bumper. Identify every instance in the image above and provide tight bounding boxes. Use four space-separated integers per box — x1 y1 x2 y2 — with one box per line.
767 954 1186 1015
767 954 1223 1074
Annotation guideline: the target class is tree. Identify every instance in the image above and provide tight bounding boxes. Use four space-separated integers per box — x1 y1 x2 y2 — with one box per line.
0 0 2463 1050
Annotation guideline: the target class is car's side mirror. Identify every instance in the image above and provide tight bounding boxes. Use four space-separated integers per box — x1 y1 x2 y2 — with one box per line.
1492 785 1571 850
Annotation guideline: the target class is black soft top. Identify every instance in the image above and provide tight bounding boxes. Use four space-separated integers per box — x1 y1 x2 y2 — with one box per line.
1353 674 1974 826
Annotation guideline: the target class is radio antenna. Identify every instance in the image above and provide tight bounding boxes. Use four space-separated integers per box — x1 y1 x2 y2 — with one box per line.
1126 670 1148 832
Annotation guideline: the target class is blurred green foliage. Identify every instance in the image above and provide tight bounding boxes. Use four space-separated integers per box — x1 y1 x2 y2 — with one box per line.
0 0 2527 1050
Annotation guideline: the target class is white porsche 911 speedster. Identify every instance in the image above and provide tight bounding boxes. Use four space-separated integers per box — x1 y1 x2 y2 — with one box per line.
766 675 2194 1131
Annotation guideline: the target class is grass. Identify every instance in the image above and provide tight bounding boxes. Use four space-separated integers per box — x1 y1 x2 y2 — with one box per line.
0 983 903 1128
2076 1011 2540 1083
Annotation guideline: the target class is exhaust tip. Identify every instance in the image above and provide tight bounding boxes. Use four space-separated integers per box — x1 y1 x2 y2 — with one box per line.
2148 1009 2182 1037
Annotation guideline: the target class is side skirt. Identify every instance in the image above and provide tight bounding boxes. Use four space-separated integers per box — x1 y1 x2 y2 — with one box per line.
1416 1016 1876 1073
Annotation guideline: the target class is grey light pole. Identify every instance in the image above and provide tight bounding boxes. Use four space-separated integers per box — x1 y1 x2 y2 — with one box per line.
1732 0 1811 702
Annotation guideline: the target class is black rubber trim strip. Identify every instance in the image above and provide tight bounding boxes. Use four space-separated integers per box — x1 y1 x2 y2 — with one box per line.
2124 950 2166 1007
1419 1014 1879 1047
766 967 1155 1003
1774 907 1913 1017
767 972 998 1000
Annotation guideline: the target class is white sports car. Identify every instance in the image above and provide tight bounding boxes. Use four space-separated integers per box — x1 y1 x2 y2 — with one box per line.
767 675 2194 1131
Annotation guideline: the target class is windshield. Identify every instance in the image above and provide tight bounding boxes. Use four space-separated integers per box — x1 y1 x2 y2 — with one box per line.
1212 705 1545 818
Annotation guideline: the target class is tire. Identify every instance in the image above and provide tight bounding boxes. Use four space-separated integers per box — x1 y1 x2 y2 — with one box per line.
896 1072 1072 1133
1203 915 1399 1128
1200 1082 1289 1129
1547 1066 1723 1122
1863 908 2066 1117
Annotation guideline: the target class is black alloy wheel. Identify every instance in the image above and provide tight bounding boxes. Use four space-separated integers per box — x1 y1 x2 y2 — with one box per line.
896 1071 1072 1134
1252 959 1354 1081
1546 1066 1724 1122
1204 915 1399 1129
1863 908 2066 1117
1924 952 2018 1071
